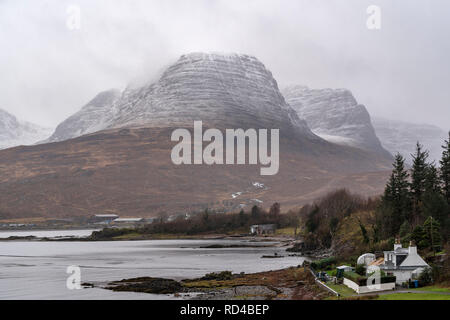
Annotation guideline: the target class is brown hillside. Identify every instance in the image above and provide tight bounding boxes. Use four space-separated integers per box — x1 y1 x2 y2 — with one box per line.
0 126 390 219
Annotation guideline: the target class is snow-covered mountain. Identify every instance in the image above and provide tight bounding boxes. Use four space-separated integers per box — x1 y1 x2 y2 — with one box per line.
108 53 314 135
46 89 121 143
0 108 52 150
1 53 395 219
282 85 392 158
47 53 317 142
372 117 448 164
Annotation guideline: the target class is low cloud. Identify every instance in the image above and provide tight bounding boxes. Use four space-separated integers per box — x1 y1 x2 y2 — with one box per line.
0 0 449 129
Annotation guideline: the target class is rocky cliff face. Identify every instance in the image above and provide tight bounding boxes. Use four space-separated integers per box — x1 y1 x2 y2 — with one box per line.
0 108 52 150
48 53 317 142
372 117 448 164
282 85 391 158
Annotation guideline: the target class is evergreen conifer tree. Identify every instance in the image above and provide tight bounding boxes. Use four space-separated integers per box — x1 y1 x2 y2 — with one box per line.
410 142 430 222
440 131 450 204
438 131 450 240
381 153 411 236
422 163 449 232
423 216 442 252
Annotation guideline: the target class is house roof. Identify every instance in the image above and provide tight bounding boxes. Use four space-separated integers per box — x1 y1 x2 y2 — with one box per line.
384 248 408 255
113 218 144 222
399 252 429 268
250 224 276 227
369 257 384 266
336 265 352 269
382 246 429 270
94 214 119 218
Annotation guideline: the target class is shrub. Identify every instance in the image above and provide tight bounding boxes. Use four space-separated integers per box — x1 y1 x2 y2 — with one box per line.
201 271 233 281
355 264 366 276
344 271 396 286
310 256 337 270
418 268 433 286
380 276 396 284
343 271 363 283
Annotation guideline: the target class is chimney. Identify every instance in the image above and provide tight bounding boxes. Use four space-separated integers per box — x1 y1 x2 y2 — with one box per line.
394 236 402 250
409 240 417 255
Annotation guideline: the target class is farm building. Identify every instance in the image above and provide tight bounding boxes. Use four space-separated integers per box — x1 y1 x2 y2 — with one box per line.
90 214 119 225
250 224 276 235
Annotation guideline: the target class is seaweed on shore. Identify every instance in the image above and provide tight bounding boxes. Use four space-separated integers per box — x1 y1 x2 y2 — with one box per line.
107 277 182 294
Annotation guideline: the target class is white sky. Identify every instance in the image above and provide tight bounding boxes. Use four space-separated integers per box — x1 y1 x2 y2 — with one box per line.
0 0 449 129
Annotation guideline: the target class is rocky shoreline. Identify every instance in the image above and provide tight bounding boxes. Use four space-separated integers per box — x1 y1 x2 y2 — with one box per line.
87 267 331 300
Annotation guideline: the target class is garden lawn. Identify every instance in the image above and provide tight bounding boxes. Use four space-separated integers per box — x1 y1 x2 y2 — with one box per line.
325 283 356 298
377 292 450 300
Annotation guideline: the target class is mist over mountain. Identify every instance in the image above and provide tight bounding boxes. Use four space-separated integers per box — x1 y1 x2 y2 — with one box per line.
47 53 317 144
372 117 448 164
0 108 52 150
282 85 392 159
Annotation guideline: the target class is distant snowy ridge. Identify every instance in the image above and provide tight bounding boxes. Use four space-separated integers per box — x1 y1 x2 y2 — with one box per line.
0 108 53 150
45 89 121 143
282 85 392 158
372 117 448 164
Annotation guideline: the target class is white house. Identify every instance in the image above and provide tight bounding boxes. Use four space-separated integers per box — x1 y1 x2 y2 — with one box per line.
379 240 429 285
336 265 354 273
358 239 430 285
91 214 119 225
250 224 276 235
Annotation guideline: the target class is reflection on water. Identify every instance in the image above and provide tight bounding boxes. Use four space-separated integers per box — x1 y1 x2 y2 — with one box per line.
0 230 306 300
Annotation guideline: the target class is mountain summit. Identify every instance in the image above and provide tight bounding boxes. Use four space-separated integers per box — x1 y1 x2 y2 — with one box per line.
282 85 391 158
48 53 316 143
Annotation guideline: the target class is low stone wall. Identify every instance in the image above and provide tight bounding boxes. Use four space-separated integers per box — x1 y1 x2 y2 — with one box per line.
343 277 395 294
308 268 339 296
343 278 359 292
315 279 339 296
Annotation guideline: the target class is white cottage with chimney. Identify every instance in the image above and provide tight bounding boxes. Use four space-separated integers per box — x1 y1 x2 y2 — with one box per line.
358 239 430 285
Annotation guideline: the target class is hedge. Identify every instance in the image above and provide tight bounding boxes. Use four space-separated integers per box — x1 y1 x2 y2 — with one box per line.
310 256 337 270
344 271 396 286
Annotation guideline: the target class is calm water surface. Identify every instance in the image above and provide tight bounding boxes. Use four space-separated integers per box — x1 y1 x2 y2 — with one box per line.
0 230 306 300
0 229 97 239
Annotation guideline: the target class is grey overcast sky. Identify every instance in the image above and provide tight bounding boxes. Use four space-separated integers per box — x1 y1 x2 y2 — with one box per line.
0 0 449 129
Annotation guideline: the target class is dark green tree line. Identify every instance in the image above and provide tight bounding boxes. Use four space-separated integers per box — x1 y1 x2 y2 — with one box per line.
378 134 450 245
